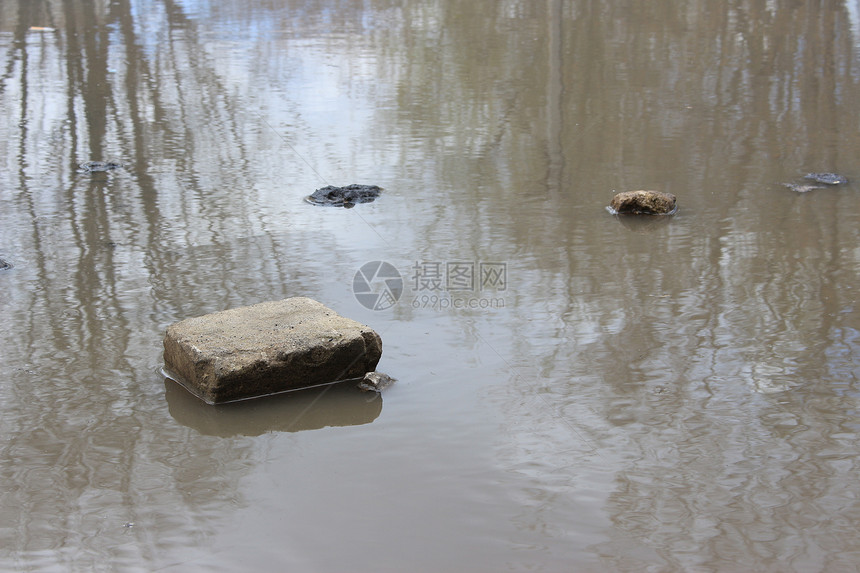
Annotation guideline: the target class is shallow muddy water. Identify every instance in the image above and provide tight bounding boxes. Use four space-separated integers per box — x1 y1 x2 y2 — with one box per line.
3 1 860 571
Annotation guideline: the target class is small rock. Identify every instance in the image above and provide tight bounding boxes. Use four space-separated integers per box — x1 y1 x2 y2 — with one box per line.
163 297 382 404
305 184 382 207
79 161 123 173
358 371 396 392
804 172 847 185
609 190 677 215
0 258 11 271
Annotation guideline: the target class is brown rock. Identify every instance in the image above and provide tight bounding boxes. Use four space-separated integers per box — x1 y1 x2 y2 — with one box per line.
163 297 382 404
610 190 677 215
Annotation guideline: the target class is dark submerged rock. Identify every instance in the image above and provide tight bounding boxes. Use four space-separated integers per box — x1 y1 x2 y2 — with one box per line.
804 172 847 185
609 190 677 215
0 258 11 271
79 161 123 173
306 184 382 207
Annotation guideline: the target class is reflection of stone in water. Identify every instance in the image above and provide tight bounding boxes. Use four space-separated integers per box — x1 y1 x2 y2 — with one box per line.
782 182 823 193
164 377 382 437
609 211 675 234
761 411 801 429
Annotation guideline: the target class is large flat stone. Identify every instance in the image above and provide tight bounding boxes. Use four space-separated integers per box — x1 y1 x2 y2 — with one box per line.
163 297 382 404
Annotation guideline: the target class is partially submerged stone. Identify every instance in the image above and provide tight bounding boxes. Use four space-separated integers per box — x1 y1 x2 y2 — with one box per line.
781 173 847 193
79 161 123 173
804 172 847 185
358 371 396 392
305 184 382 207
163 297 382 404
609 190 677 215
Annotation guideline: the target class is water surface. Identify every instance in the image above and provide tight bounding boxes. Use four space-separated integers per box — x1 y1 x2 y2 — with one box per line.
3 1 860 571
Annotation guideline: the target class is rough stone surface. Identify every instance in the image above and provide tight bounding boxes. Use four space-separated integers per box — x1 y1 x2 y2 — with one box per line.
358 371 396 392
610 190 677 215
79 161 123 173
804 172 847 185
163 297 382 404
305 184 382 207
781 173 848 192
